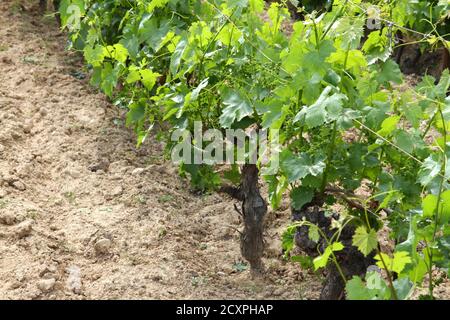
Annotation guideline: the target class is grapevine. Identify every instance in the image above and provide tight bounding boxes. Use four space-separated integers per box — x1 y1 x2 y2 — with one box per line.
56 0 450 300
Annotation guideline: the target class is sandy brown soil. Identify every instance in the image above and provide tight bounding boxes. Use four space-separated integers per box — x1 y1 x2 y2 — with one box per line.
0 1 322 300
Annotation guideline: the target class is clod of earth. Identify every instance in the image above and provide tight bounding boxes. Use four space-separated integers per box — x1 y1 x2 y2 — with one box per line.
10 180 26 191
0 213 16 225
94 238 112 255
14 220 33 238
37 278 56 293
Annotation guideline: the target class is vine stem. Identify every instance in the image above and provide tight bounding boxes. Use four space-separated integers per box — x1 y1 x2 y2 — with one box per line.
313 223 347 285
427 106 447 298
291 220 347 285
371 149 384 193
421 111 438 139
376 245 399 300
311 18 320 50
321 121 338 193
321 0 349 41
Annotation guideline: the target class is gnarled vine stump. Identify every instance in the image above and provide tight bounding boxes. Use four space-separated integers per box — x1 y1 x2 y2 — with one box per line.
240 164 267 276
293 206 374 300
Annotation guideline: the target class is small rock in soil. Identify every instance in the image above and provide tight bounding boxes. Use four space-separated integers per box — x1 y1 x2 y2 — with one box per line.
94 238 112 254
0 143 4 153
22 120 33 134
222 265 234 275
14 220 33 238
64 168 81 179
110 186 123 197
9 280 22 290
272 288 284 296
39 108 48 117
88 159 110 172
266 238 282 258
0 188 7 198
11 131 22 140
108 160 129 174
37 278 56 293
131 168 145 176
1 57 12 64
39 264 58 278
0 213 16 225
11 180 26 191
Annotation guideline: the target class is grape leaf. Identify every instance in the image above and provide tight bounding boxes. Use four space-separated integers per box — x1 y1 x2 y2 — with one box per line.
249 0 265 12
435 69 450 99
100 62 118 97
120 34 140 60
280 150 326 183
362 29 392 65
377 115 400 137
84 45 106 67
219 90 253 128
125 65 141 84
59 0 85 28
375 251 412 274
189 78 209 103
394 130 415 154
393 278 413 300
147 0 170 13
352 226 378 257
345 276 373 300
439 190 450 224
170 36 188 75
422 194 438 218
328 49 367 75
105 44 129 64
335 16 365 50
290 187 314 210
313 242 344 270
376 59 402 85
308 224 320 243
294 86 346 128
140 69 160 91
265 175 288 209
418 154 442 187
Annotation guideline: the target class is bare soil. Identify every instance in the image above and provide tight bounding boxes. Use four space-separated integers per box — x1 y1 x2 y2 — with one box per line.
0 0 322 300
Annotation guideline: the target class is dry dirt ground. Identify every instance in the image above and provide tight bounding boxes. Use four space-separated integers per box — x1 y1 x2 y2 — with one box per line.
0 1 322 300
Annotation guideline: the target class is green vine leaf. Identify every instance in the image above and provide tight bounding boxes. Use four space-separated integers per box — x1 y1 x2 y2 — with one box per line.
280 150 326 183
422 194 438 218
345 276 373 300
313 242 344 270
362 29 392 65
105 44 129 64
352 226 378 257
293 86 346 128
219 90 253 128
377 115 400 137
308 224 320 243
375 251 412 274
334 16 365 50
376 59 402 85
84 45 106 67
290 187 314 210
418 154 442 187
140 69 161 91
